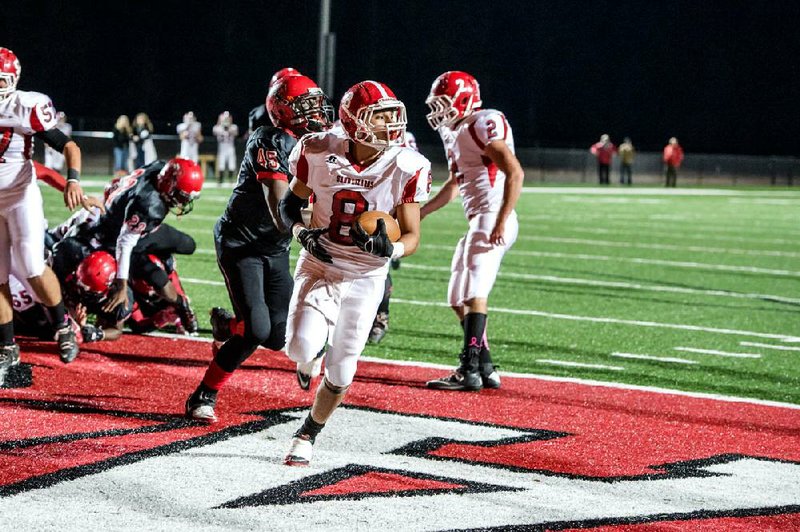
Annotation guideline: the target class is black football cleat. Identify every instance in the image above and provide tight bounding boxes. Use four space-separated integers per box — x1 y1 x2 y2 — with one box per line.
56 322 80 364
0 344 21 387
185 387 218 423
426 368 483 392
367 311 389 344
480 363 501 389
209 307 234 343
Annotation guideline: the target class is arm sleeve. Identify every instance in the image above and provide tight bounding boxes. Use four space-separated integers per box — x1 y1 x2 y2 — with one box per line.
34 128 71 152
33 161 67 191
279 189 306 230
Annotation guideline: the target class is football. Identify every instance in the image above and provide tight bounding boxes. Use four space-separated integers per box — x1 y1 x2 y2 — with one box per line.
356 211 401 242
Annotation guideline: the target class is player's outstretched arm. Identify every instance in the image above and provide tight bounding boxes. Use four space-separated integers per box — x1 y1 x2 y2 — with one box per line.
486 139 524 245
419 174 458 220
62 140 84 211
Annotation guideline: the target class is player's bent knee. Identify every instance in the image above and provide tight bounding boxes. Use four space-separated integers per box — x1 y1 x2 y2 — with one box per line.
284 335 319 364
323 376 350 395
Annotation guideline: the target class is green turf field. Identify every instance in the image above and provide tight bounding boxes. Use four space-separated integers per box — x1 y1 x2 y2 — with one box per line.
42 182 800 404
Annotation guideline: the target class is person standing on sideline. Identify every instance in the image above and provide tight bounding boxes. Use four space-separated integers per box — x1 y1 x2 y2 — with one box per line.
177 111 203 163
184 75 334 424
422 71 523 392
44 112 71 171
278 80 431 466
132 113 154 168
663 137 684 187
213 111 239 183
618 137 635 185
112 115 132 177
590 133 616 185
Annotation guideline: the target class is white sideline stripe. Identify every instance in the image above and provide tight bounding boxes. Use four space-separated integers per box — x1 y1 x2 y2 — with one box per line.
611 352 699 365
674 347 762 359
536 359 625 371
390 297 800 342
740 341 800 352
177 277 800 341
142 332 800 410
518 235 800 259
401 263 800 304
524 224 799 246
186 253 800 305
183 277 225 286
423 245 800 277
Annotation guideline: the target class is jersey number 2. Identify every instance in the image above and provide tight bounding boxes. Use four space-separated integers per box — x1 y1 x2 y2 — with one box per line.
329 190 368 245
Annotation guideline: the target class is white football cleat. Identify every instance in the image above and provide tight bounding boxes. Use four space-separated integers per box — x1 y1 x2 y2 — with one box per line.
284 435 313 466
296 353 324 391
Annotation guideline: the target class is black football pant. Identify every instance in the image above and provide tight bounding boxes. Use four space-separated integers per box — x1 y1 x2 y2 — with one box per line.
214 242 293 372
597 163 610 185
131 224 196 290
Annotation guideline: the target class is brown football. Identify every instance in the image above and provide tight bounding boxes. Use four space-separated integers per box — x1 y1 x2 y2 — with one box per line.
356 211 401 242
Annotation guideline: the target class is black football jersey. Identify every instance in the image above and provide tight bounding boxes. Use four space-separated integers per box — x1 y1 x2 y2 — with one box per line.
215 126 295 254
79 161 169 248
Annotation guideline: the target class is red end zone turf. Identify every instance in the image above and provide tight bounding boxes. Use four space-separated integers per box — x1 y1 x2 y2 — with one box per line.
1 335 799 530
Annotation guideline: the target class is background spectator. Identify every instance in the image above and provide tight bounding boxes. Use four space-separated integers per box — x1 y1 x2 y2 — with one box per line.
177 111 203 162
663 137 684 187
590 134 616 185
112 115 132 177
213 111 239 183
618 137 635 185
44 112 72 171
132 112 154 168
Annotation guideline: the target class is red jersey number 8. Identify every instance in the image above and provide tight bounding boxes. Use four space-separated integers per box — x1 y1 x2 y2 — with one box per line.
329 190 368 245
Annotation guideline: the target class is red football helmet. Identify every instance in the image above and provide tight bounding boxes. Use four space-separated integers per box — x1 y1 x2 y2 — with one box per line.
267 75 333 136
269 67 301 88
76 251 117 295
339 80 407 149
156 158 204 214
425 71 482 130
0 48 21 100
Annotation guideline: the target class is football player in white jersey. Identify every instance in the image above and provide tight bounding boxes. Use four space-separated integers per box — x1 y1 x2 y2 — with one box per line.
177 111 203 162
278 80 431 465
421 71 524 391
0 47 87 374
212 111 239 183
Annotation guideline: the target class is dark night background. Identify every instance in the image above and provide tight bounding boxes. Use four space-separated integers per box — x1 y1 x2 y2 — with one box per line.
4 1 799 155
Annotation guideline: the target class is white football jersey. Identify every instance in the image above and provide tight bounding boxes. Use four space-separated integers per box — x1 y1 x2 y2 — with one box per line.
289 127 432 276
438 109 515 218
0 90 59 191
9 273 38 313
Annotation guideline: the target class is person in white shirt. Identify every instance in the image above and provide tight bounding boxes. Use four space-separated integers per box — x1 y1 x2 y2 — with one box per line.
177 111 203 162
213 111 239 183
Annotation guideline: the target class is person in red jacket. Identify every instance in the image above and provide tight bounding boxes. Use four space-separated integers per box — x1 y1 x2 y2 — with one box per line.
590 134 616 185
663 137 684 187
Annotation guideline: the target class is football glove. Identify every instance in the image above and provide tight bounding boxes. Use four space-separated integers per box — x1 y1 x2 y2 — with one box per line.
296 227 333 263
350 218 394 258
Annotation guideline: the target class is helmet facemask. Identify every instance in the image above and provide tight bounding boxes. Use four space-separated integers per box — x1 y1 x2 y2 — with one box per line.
344 100 407 150
289 90 334 134
0 70 19 100
425 94 461 130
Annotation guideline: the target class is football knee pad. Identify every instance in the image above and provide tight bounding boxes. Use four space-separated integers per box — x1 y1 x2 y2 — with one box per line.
322 376 349 395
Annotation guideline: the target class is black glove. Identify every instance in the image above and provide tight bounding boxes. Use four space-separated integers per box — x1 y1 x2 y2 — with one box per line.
350 218 394 258
296 227 333 263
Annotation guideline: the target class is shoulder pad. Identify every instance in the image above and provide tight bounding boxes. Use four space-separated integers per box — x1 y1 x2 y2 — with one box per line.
395 147 431 173
15 90 52 110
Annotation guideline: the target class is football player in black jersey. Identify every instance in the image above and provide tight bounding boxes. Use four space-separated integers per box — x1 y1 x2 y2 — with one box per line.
51 158 204 328
185 74 334 423
247 67 302 136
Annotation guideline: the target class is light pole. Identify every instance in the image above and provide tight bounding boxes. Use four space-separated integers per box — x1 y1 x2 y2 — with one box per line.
317 0 336 96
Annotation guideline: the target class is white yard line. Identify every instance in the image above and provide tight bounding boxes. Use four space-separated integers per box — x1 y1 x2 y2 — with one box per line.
399 262 800 304
739 341 800 352
427 245 800 278
178 275 799 341
390 298 800 341
673 347 762 359
610 352 699 365
536 359 625 371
